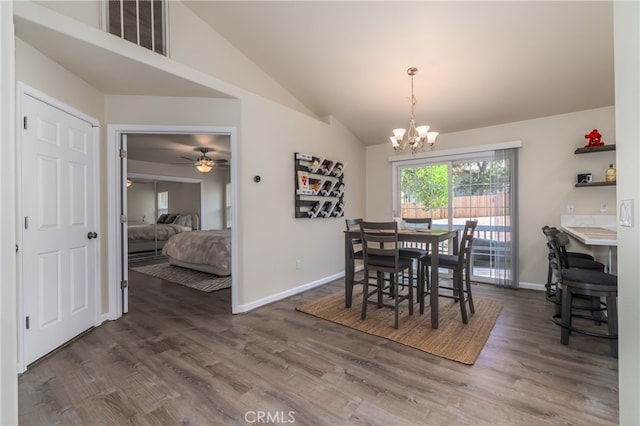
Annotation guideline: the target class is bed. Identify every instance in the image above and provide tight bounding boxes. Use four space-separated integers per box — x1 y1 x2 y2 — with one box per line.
127 213 197 254
162 228 231 276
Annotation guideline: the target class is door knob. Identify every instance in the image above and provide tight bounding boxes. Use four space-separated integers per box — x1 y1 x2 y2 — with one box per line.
87 232 98 240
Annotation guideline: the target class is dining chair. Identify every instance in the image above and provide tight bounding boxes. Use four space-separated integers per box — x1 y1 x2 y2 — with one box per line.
359 221 414 329
418 220 478 324
546 233 618 357
344 218 364 308
399 218 432 288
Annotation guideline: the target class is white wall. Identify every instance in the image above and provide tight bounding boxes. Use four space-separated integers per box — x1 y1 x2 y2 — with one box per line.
160 181 201 221
168 1 314 119
237 98 366 307
366 106 616 286
614 1 640 424
126 180 156 223
127 160 230 229
0 1 17 424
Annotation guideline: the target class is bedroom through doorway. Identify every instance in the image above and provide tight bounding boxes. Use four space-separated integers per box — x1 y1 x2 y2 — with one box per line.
107 125 238 318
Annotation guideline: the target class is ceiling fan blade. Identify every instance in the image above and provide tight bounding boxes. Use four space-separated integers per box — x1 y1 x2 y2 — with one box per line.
180 156 196 162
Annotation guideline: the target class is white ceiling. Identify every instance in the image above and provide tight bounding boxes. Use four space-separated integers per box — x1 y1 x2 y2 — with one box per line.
15 1 614 155
125 133 231 165
184 1 614 146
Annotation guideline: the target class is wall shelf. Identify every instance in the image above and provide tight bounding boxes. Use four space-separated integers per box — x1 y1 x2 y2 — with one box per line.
575 181 616 188
295 153 345 218
574 144 616 154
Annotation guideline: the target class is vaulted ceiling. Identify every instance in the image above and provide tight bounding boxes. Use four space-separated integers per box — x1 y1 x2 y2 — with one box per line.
184 1 614 146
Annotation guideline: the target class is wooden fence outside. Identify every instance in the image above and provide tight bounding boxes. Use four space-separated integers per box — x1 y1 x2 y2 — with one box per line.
401 194 510 220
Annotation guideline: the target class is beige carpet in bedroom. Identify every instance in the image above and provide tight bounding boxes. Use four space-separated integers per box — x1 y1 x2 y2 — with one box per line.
130 262 231 293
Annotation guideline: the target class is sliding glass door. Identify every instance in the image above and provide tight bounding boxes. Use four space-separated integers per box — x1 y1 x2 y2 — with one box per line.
395 149 518 287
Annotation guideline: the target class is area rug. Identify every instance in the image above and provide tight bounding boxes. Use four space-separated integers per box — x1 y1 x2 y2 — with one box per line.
130 263 231 293
296 290 502 365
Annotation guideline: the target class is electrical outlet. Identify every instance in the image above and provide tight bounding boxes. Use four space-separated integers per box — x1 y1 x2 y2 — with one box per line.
295 259 302 270
567 204 574 214
600 203 608 212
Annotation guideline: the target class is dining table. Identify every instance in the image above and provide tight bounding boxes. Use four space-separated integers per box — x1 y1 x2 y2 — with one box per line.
344 227 459 329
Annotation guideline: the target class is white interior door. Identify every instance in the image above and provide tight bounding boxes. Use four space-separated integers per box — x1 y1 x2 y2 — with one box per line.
21 92 99 366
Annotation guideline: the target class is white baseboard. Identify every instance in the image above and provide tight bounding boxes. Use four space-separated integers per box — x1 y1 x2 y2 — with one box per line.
236 271 344 313
519 281 545 291
235 271 545 313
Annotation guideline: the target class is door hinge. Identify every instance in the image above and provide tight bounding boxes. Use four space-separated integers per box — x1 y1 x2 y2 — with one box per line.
119 148 127 158
16 244 18 253
24 216 29 230
120 280 128 289
25 316 30 330
23 116 27 130
120 214 128 224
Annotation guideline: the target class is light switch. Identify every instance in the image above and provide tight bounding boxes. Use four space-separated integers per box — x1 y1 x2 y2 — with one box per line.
620 199 633 227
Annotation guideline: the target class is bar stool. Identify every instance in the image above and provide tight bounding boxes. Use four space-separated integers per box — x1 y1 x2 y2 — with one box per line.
547 235 618 357
542 226 605 313
344 218 364 308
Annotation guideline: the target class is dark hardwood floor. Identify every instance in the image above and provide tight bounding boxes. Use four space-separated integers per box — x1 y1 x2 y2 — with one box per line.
19 270 618 425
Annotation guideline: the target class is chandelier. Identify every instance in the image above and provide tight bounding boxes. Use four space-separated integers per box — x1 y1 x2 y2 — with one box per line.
390 67 438 153
194 148 216 173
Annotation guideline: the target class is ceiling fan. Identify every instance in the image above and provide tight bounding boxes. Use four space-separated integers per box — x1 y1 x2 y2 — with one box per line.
180 148 229 173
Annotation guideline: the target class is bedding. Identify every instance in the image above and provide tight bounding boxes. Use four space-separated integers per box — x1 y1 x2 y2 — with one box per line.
162 229 231 276
128 213 197 254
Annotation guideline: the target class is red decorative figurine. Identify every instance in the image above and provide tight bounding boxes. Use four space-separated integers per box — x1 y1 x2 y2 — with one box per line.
584 129 604 147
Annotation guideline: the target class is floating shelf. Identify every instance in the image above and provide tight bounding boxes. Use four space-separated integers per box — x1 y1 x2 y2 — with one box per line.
574 144 616 154
575 181 616 188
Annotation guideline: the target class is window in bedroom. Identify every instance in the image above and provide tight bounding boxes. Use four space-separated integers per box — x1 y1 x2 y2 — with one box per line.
107 0 166 55
157 191 168 216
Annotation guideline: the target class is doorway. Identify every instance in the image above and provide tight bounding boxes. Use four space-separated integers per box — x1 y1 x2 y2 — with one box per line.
106 124 239 319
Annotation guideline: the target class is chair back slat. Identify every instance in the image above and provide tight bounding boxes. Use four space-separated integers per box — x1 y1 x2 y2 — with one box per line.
458 220 479 268
345 218 363 254
360 221 400 270
402 218 432 250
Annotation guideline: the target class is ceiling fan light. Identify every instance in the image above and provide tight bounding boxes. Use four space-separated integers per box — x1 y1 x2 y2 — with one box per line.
195 162 213 173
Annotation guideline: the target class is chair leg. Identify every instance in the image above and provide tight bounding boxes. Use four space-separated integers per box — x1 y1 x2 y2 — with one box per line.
408 267 414 315
465 263 475 314
560 288 573 345
419 262 426 314
455 271 468 324
377 272 384 308
361 269 370 320
393 279 400 329
606 294 618 358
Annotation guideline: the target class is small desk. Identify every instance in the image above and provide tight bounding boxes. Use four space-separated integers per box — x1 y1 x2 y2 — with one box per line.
345 228 458 329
